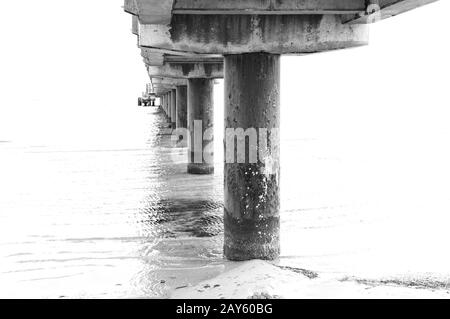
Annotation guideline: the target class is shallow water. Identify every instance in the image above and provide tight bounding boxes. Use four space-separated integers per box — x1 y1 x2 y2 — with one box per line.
1 105 450 298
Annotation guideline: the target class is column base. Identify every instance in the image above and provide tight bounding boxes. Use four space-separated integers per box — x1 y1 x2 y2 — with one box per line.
187 163 214 175
224 211 280 261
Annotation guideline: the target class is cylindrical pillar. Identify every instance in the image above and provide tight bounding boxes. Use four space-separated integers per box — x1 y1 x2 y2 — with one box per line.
162 94 167 117
224 53 281 261
170 89 177 129
176 85 188 129
166 92 170 119
187 78 214 175
167 92 172 122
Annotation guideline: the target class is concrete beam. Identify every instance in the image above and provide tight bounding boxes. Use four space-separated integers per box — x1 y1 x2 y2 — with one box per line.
347 0 439 24
173 0 365 15
127 1 441 56
127 0 437 19
151 77 187 86
141 48 165 66
124 0 175 24
124 0 138 15
147 63 223 79
164 56 223 64
126 0 366 17
138 15 369 55
138 47 217 57
132 15 139 35
141 48 222 67
152 83 177 90
155 88 172 96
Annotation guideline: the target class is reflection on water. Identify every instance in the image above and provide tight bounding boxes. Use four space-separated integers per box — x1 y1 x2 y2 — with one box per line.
1 106 450 298
0 107 226 298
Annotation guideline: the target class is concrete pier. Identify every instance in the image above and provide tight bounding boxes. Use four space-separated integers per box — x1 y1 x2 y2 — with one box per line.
167 92 171 123
168 93 171 120
163 94 168 117
224 53 281 261
176 85 188 130
170 89 177 129
163 93 168 119
187 78 214 175
124 0 438 262
168 92 173 124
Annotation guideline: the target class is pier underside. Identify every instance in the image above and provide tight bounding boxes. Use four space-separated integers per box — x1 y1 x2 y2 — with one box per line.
125 0 439 261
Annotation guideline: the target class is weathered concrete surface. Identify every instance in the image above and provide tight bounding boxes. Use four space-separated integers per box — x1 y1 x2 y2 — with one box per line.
166 92 171 121
127 0 437 23
176 85 188 130
139 15 369 55
155 88 172 97
147 63 223 79
142 48 222 69
162 94 168 117
187 78 214 175
166 92 171 119
152 84 176 93
170 89 177 128
165 94 169 114
224 53 280 261
163 94 167 117
132 15 139 35
124 0 174 24
140 46 222 67
128 0 439 74
172 0 365 14
151 77 187 87
164 56 223 64
141 48 165 66
166 94 170 117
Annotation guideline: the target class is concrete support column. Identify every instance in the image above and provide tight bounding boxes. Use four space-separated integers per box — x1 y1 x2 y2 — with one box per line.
176 85 188 129
223 53 281 261
167 93 172 122
166 93 170 119
170 89 177 129
187 78 214 175
165 94 169 118
162 93 167 116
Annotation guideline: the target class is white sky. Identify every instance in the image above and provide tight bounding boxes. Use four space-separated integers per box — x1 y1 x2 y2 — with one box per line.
0 0 149 146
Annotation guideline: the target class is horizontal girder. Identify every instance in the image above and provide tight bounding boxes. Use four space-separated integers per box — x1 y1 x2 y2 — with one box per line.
139 15 369 55
147 63 223 79
125 0 438 24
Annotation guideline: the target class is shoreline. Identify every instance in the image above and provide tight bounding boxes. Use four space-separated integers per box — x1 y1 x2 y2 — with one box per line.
171 260 450 299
